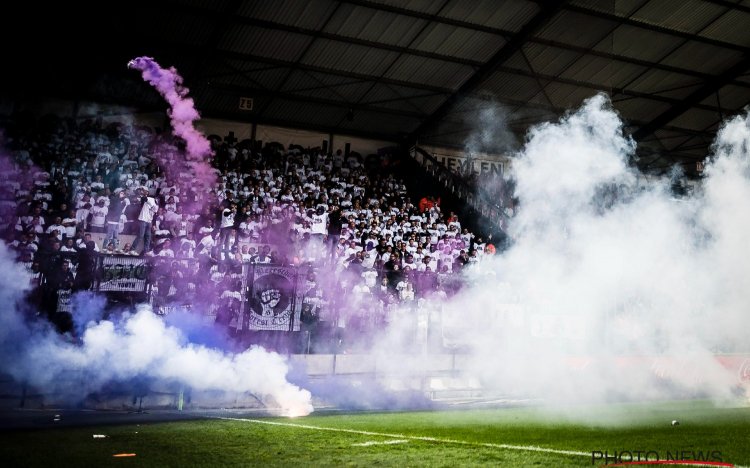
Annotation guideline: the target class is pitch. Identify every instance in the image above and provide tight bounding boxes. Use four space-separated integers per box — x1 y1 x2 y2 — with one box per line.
2 400 749 467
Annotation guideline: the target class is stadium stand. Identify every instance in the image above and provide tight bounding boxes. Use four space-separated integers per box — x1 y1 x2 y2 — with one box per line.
0 114 501 353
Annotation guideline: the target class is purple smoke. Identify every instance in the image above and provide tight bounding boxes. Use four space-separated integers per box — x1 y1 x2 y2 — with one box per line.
0 137 313 416
127 56 216 190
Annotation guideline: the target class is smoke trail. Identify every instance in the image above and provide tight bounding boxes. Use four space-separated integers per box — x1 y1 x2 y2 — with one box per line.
127 56 216 189
127 56 211 159
120 57 311 414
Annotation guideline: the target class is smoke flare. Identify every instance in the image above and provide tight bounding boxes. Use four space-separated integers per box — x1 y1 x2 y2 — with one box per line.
127 56 216 189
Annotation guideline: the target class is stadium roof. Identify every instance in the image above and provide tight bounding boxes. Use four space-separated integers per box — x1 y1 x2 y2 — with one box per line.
3 0 750 173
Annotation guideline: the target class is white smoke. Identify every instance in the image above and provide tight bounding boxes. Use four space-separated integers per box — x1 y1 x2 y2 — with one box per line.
377 94 749 409
464 103 518 156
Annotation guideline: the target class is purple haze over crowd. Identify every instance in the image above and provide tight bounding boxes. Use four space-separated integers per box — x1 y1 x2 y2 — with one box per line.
1 53 748 420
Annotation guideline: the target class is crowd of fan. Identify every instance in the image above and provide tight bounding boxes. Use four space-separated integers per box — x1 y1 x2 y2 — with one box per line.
1 115 496 342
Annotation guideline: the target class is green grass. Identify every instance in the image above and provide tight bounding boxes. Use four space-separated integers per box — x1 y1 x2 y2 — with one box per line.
2 401 749 467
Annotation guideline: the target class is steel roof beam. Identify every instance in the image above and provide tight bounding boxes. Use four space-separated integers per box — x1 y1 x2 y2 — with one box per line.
411 0 568 139
159 2 484 68
338 0 750 89
562 3 750 54
632 56 750 141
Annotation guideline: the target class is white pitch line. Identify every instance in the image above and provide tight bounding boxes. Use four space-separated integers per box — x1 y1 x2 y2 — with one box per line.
215 417 589 458
352 440 409 447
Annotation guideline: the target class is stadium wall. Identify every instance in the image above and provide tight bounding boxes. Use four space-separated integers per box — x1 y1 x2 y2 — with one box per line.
2 354 748 410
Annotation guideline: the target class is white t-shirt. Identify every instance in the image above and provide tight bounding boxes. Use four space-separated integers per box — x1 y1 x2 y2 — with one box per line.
138 198 158 223
309 212 328 235
90 206 108 228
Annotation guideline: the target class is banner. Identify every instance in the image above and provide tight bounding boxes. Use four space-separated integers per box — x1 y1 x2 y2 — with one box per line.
245 265 302 331
99 256 150 292
56 289 72 313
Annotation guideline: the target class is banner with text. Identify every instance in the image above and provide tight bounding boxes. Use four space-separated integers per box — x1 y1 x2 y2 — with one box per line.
98 256 150 292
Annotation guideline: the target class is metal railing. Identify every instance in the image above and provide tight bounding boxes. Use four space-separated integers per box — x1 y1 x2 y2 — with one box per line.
408 146 510 230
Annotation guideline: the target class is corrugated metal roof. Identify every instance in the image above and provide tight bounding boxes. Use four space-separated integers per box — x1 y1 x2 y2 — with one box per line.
479 72 543 103
359 83 445 115
15 0 750 164
662 135 701 153
211 61 290 90
325 3 427 48
569 0 646 17
522 43 581 77
612 98 671 123
630 0 726 34
543 81 599 109
523 90 556 108
660 42 744 76
560 55 647 90
238 0 338 30
410 23 505 62
699 84 750 112
502 51 532 71
283 71 373 103
536 10 620 49
368 0 447 16
667 107 722 131
440 0 538 32
647 83 702 102
601 24 685 62
219 25 310 61
385 55 475 89
360 83 405 105
701 8 750 46
302 39 399 76
401 94 447 115
445 96 488 114
626 69 701 97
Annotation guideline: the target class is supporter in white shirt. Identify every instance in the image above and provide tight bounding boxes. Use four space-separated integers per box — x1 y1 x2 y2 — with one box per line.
89 200 108 233
46 217 65 242
474 238 486 256
198 219 216 237
90 175 105 191
461 229 473 245
157 239 175 257
199 233 216 251
131 188 159 254
361 269 378 287
398 281 415 302
62 210 78 238
60 238 77 253
164 196 178 213
363 248 378 269
309 208 328 236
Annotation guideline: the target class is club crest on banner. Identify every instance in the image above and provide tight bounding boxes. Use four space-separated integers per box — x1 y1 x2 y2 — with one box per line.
246 266 299 331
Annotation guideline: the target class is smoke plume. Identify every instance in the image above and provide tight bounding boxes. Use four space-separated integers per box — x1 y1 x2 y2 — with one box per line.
464 102 518 156
127 56 216 189
421 93 749 408
0 241 312 416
